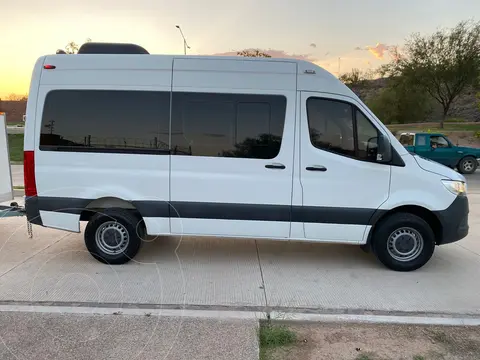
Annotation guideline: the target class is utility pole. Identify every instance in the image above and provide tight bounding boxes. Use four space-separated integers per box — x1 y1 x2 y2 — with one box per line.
175 25 191 55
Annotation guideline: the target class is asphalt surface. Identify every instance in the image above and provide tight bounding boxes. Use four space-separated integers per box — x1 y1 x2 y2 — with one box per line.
0 312 258 360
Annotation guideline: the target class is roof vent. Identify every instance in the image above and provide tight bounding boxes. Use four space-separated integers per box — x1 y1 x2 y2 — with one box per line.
77 42 149 54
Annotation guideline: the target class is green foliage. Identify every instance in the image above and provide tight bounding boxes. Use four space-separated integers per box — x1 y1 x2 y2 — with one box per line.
7 134 24 162
366 78 433 124
259 322 296 360
382 20 480 127
259 323 296 347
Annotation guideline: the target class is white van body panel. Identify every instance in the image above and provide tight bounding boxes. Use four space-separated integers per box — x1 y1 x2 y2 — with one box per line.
24 53 466 250
33 57 173 233
170 58 296 238
382 154 457 211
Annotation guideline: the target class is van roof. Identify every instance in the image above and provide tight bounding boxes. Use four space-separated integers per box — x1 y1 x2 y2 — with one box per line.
40 53 354 96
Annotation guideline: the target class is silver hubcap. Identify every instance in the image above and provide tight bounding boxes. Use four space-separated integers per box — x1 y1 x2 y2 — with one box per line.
95 221 129 255
463 160 474 172
387 227 424 262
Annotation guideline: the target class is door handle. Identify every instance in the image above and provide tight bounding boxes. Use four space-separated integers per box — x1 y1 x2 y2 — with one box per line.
265 163 286 170
306 165 327 172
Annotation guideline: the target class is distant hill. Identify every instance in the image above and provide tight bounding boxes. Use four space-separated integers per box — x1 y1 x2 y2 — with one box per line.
349 78 480 122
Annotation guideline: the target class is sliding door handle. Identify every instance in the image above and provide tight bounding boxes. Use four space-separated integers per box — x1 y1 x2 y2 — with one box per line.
306 165 327 172
265 163 286 170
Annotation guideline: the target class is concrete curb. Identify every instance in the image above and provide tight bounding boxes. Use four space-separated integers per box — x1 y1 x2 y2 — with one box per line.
1 304 480 327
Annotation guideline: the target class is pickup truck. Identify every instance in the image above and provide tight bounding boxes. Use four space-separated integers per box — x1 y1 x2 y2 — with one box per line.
399 132 480 174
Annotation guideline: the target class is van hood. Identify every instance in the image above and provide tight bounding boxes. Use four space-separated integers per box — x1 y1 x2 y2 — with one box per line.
413 155 465 182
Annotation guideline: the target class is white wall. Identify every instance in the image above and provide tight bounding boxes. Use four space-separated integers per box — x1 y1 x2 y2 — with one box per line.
0 113 14 202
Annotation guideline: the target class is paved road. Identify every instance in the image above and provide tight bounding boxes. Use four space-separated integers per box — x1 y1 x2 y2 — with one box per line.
0 311 258 360
1 194 480 316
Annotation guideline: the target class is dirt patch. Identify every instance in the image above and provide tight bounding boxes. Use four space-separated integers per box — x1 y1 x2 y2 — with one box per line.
264 322 480 360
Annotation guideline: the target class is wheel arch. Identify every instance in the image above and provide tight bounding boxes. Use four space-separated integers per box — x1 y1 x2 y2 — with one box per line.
367 205 443 246
80 197 140 221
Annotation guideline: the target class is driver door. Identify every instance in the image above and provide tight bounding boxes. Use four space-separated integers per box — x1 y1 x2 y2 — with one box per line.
299 92 391 243
428 135 455 167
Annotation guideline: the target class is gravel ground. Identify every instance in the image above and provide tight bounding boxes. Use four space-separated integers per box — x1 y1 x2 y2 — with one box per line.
265 322 480 360
0 312 259 360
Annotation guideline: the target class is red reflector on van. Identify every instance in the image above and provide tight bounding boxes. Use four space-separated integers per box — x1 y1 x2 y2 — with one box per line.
43 65 56 69
24 151 38 197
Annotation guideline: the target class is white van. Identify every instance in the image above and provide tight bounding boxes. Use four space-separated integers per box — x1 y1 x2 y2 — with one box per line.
23 42 468 271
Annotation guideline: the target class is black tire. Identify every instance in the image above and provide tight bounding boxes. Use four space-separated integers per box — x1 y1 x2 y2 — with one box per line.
84 208 144 264
458 156 477 174
371 213 435 272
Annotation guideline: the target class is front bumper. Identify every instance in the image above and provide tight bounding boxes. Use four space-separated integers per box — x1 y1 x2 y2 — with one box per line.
434 195 469 245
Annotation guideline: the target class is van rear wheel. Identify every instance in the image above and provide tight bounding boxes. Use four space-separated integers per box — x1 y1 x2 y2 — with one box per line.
84 208 143 264
371 213 435 272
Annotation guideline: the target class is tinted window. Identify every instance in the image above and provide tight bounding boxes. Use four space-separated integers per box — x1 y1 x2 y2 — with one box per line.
416 135 427 146
356 110 379 161
430 136 449 148
307 98 383 162
307 98 355 157
171 92 286 158
40 90 170 153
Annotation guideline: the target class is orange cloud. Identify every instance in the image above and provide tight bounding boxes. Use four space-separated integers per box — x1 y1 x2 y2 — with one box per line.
213 49 318 62
366 43 389 59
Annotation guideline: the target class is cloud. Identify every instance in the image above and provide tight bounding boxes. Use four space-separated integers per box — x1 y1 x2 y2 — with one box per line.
212 48 318 62
354 43 396 59
310 43 317 48
366 43 389 59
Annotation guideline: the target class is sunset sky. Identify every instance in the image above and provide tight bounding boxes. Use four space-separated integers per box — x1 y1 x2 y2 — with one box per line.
1 0 479 98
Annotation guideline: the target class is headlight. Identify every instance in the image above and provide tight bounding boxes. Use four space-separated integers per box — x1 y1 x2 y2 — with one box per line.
441 180 467 196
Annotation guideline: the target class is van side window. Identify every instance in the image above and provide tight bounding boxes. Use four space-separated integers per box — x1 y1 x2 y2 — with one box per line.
171 92 286 159
307 98 381 162
40 90 170 153
306 98 355 157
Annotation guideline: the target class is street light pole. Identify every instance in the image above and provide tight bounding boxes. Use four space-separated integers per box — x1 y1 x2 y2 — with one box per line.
175 25 190 55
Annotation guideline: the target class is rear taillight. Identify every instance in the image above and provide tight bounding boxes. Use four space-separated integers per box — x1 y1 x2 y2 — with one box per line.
24 151 37 197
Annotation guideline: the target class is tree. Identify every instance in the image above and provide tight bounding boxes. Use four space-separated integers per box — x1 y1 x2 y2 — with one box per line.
381 21 480 128
366 78 433 124
5 93 27 101
339 68 374 88
64 38 92 54
237 49 271 58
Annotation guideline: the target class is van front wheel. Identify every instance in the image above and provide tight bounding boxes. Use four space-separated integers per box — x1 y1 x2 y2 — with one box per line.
372 213 435 272
84 208 143 264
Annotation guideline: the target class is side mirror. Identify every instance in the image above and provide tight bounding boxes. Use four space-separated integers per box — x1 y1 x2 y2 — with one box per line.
376 134 392 163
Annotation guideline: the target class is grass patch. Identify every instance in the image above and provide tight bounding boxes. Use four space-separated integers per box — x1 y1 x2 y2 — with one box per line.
7 134 24 162
413 355 426 360
259 321 296 360
355 353 377 360
13 186 24 190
